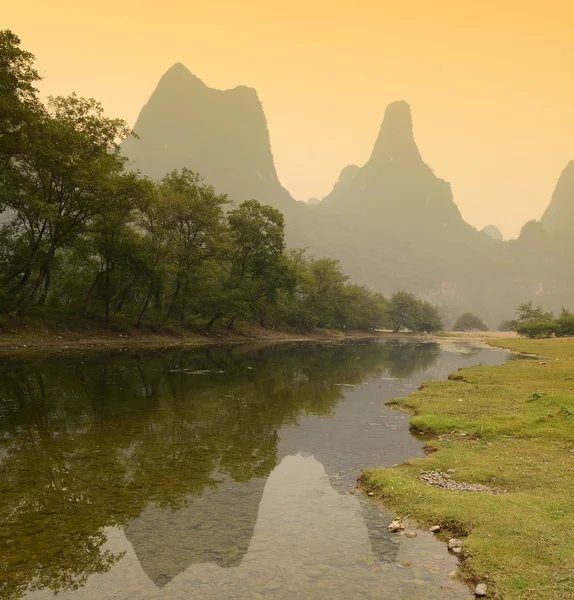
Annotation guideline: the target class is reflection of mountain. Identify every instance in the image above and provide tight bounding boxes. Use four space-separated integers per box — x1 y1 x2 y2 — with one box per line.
0 341 506 598
23 455 468 600
125 475 267 586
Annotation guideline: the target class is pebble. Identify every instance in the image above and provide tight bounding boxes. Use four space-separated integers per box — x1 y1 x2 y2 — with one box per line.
447 468 457 474
448 570 457 579
387 520 404 532
448 538 463 549
429 525 441 533
452 547 463 555
404 531 417 538
475 583 488 596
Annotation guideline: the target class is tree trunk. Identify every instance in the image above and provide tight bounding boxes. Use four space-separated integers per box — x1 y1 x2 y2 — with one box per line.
36 266 51 307
166 281 182 318
136 285 153 329
82 271 104 313
205 312 222 333
226 315 238 330
114 281 135 317
104 258 111 324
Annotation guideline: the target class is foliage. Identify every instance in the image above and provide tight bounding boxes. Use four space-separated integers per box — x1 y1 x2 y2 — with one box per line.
452 312 488 332
514 320 556 339
0 30 437 334
508 302 574 338
387 291 443 333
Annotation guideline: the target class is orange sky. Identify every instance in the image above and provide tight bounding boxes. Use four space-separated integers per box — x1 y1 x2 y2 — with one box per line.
5 0 574 237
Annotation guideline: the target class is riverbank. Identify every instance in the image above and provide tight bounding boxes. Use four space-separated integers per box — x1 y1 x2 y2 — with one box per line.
0 311 428 353
360 337 574 598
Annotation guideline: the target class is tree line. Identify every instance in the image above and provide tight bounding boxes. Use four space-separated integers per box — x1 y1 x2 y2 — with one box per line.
0 31 443 334
504 301 574 339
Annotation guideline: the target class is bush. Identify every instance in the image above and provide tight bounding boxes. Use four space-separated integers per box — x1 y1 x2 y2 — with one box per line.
554 315 574 337
515 320 556 339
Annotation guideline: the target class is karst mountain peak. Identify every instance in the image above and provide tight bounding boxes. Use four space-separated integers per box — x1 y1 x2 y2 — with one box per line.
368 100 422 166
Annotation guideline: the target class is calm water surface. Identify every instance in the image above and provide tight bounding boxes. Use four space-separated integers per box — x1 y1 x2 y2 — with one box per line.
0 340 509 600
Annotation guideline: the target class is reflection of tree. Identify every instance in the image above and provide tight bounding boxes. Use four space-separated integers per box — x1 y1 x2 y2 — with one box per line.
383 341 441 378
0 340 440 599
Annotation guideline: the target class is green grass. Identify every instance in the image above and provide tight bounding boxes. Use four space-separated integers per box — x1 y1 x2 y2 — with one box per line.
361 337 574 599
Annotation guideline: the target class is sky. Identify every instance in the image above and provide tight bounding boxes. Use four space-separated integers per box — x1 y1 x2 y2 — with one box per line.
5 0 574 238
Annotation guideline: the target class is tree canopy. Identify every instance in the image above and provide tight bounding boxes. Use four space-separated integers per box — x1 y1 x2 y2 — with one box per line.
0 30 441 335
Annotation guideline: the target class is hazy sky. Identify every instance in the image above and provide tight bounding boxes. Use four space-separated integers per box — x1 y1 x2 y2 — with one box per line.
5 0 574 238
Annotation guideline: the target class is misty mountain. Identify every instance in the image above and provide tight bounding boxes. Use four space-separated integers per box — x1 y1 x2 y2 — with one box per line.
540 161 574 234
122 63 294 211
122 64 574 326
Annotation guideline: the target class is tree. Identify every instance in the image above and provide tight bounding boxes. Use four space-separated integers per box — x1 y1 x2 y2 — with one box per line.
206 200 288 330
506 301 554 332
453 312 488 332
154 169 229 323
2 94 140 314
0 30 41 171
415 301 443 332
387 291 421 332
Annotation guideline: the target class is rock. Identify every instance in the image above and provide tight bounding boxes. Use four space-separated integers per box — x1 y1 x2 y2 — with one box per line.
475 583 488 596
404 530 418 538
448 538 463 549
447 468 456 474
387 520 404 532
367 492 375 496
452 547 463 555
429 525 441 533
448 570 458 579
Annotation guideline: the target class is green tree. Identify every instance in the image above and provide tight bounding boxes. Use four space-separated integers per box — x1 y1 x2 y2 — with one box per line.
453 312 488 331
158 169 229 323
0 30 41 172
206 200 287 330
2 94 139 314
387 291 421 332
415 300 443 332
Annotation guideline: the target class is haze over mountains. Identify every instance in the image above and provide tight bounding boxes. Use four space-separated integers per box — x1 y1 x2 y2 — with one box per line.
122 63 574 326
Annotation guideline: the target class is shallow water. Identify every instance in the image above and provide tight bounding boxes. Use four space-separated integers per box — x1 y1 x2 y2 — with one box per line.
0 340 508 599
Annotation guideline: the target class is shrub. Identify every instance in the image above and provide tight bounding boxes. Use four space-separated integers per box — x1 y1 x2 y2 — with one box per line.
515 320 556 339
554 315 574 337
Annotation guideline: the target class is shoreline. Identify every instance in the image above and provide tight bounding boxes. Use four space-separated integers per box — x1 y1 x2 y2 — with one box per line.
0 319 438 354
360 337 574 599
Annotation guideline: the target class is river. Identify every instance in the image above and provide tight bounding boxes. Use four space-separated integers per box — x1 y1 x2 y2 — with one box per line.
0 339 509 599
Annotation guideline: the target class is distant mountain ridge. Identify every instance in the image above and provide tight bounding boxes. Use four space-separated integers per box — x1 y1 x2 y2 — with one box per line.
122 64 574 325
541 161 574 234
122 63 294 210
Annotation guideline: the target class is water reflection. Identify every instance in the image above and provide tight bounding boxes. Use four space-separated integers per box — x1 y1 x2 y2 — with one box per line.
0 341 507 599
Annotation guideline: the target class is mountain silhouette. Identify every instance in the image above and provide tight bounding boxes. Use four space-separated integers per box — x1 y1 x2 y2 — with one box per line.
122 63 295 211
541 161 574 234
121 65 574 325
322 101 465 229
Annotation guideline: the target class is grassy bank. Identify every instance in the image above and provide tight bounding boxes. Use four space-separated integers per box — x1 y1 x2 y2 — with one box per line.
361 337 574 599
0 309 406 353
